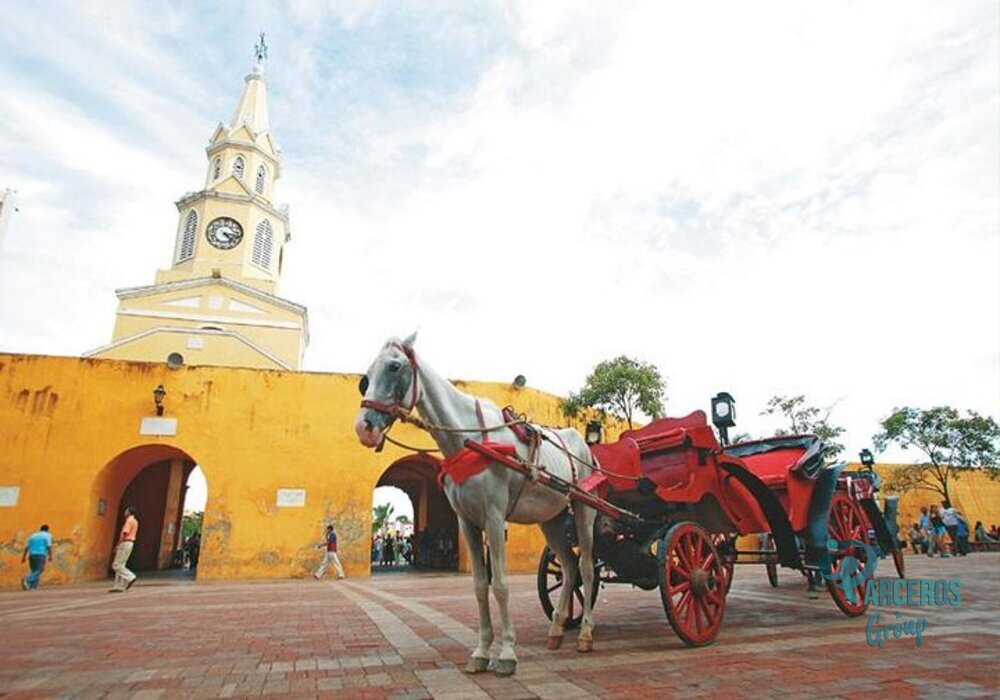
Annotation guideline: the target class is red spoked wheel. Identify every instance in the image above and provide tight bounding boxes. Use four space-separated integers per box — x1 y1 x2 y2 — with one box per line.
826 491 871 617
658 522 727 647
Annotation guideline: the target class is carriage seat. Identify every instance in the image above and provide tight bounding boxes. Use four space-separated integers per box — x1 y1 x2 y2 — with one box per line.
723 435 825 486
590 438 641 491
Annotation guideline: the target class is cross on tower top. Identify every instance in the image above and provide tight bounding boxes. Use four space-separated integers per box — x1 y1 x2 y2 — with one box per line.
254 32 268 63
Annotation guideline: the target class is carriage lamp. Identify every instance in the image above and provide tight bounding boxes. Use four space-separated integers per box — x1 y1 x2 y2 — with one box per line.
711 392 736 446
859 448 875 468
585 420 603 445
153 384 167 416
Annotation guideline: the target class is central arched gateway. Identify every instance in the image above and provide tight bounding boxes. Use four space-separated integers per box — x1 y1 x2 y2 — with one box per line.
84 444 204 581
376 455 459 571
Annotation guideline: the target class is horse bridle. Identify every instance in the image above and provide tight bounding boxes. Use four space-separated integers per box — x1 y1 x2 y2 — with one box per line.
359 342 421 420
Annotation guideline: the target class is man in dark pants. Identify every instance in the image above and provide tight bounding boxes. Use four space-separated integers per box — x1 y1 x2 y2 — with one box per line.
22 524 53 590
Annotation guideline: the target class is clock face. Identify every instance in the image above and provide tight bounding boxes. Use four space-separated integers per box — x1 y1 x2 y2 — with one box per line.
206 217 244 250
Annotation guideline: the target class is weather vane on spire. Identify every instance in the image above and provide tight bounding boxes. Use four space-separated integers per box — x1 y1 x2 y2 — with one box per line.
254 32 268 63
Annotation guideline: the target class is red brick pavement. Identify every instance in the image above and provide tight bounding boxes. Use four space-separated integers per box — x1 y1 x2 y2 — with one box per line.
0 554 997 698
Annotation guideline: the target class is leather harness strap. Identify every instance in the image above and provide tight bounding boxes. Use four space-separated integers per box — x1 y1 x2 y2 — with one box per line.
360 342 420 416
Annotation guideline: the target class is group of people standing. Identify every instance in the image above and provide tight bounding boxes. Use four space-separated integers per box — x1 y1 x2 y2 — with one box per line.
906 501 986 557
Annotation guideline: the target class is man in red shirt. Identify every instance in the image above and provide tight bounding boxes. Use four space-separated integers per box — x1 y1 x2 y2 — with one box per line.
109 506 139 593
313 524 345 580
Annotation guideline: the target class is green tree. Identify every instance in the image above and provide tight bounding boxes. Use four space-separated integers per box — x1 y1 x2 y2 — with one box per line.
182 511 203 539
873 406 1000 506
561 356 666 430
372 503 394 534
761 394 845 458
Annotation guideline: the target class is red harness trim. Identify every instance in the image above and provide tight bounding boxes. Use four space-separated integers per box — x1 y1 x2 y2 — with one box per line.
439 442 519 487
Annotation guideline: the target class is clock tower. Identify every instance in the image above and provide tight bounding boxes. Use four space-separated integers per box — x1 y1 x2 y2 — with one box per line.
87 36 308 370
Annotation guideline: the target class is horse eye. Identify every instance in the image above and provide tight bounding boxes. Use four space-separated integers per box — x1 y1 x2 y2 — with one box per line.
388 361 401 372
358 375 369 395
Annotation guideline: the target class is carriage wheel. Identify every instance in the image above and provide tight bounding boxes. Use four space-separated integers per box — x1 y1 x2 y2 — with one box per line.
763 534 779 588
826 492 871 617
537 547 601 630
892 548 906 579
658 522 727 647
711 534 736 594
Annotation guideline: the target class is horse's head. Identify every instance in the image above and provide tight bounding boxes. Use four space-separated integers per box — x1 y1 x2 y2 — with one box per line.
355 332 420 449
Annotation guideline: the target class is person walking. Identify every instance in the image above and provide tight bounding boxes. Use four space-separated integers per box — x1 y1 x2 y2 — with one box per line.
21 524 53 590
109 506 139 592
941 501 960 556
313 525 345 580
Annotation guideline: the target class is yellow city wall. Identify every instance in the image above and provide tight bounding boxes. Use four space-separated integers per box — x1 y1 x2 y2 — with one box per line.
0 353 606 588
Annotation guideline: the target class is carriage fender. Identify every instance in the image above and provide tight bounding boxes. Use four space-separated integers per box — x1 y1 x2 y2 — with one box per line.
859 497 900 556
804 462 846 551
717 458 799 569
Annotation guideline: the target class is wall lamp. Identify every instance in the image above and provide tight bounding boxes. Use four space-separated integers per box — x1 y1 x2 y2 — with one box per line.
153 384 167 416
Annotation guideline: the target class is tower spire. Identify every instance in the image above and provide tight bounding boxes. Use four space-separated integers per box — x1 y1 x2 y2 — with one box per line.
230 34 270 134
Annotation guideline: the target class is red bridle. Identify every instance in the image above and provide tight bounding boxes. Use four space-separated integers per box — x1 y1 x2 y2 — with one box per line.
359 343 420 417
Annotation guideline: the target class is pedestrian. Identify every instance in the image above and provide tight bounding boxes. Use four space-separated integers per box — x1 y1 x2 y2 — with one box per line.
928 505 949 558
313 524 345 580
187 531 201 569
941 501 960 555
975 521 997 542
907 522 928 555
954 511 970 556
109 506 139 592
21 524 53 590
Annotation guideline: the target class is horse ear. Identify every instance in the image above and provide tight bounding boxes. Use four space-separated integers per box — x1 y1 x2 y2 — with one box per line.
402 331 418 348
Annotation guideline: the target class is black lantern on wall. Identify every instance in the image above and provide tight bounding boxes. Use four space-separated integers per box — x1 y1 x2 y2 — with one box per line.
153 384 166 416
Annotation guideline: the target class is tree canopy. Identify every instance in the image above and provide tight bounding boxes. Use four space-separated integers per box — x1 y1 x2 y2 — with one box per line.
760 394 845 458
874 406 1000 506
372 503 395 534
562 355 666 430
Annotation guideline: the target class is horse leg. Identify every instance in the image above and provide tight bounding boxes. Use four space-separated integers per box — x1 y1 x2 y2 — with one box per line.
484 510 517 676
457 516 493 674
539 516 579 650
574 506 598 652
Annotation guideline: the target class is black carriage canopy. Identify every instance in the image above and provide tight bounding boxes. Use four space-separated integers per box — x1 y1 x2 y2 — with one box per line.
723 435 826 480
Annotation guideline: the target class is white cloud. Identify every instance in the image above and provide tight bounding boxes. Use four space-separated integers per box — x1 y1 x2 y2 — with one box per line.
1 1 997 463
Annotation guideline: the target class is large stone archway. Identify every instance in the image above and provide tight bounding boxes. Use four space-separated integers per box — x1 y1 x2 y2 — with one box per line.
376 455 461 571
84 444 202 580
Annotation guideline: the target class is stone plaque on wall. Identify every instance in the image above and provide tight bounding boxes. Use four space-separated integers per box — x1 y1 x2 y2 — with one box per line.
0 486 20 507
139 417 178 436
276 488 306 507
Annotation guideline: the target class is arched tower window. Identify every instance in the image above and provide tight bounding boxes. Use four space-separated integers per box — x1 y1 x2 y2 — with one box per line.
176 210 198 262
212 158 221 180
252 219 274 269
232 155 245 179
255 165 267 194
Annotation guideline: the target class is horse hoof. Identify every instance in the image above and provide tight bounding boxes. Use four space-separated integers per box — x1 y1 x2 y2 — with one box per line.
464 657 490 674
577 637 593 653
493 659 517 677
546 635 564 650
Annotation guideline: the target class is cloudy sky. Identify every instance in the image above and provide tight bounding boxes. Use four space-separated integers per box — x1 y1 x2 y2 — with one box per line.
1 1 998 475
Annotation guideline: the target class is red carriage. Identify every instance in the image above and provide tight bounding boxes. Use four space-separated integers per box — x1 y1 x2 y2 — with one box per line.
465 404 903 647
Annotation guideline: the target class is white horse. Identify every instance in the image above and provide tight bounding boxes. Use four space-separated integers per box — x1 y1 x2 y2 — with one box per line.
354 333 598 676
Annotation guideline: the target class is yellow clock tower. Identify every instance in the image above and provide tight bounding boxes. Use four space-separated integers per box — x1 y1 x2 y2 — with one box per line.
88 37 308 370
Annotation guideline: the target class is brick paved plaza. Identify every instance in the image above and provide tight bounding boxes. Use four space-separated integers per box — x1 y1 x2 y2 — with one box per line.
1 554 997 699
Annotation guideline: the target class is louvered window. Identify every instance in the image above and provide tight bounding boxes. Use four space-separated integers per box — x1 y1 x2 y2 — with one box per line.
255 165 266 194
252 219 274 269
232 155 245 179
212 158 221 180
176 210 198 262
